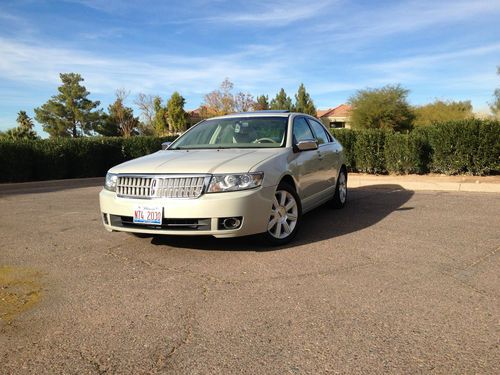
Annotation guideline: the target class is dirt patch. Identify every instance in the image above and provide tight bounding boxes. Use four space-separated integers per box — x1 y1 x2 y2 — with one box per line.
0 266 42 324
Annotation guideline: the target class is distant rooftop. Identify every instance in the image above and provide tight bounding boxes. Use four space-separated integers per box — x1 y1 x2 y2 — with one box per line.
317 104 351 118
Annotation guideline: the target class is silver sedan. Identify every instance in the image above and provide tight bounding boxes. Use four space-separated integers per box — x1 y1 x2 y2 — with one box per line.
100 111 347 245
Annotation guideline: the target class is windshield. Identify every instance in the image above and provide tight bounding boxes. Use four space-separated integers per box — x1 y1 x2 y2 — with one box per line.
170 117 288 149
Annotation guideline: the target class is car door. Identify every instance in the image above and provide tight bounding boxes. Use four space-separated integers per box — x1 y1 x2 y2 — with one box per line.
306 118 339 195
290 116 325 210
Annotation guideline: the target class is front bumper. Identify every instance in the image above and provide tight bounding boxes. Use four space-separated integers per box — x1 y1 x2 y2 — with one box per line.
99 186 276 238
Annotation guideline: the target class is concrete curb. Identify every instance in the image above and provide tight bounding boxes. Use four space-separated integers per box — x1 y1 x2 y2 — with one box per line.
348 174 500 193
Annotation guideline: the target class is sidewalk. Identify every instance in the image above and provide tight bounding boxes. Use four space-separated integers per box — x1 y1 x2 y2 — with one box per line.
348 173 500 193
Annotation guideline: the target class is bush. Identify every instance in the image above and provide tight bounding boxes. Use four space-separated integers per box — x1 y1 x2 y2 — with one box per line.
428 120 500 175
331 129 356 170
384 131 430 174
0 121 498 183
353 129 387 174
0 135 178 183
0 140 35 182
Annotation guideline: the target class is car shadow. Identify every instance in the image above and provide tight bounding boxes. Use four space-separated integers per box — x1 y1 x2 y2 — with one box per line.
149 184 414 251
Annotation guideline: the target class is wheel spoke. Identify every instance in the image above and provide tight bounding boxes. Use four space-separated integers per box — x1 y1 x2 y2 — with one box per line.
287 213 297 221
282 220 291 234
273 196 280 209
285 200 295 210
268 217 277 230
280 191 287 206
274 221 282 238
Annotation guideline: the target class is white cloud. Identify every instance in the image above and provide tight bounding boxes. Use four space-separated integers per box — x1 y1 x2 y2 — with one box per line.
202 0 336 26
0 37 289 95
311 0 500 44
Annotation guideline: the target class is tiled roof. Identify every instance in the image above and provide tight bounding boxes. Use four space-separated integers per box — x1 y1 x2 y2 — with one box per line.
317 104 351 118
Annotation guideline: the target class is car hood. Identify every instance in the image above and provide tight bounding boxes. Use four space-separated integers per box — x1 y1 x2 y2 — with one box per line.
109 148 285 175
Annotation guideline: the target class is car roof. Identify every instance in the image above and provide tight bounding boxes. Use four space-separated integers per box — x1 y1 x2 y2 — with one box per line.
209 111 309 120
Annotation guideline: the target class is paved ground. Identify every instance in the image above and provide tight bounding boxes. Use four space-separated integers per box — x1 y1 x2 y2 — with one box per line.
0 181 499 374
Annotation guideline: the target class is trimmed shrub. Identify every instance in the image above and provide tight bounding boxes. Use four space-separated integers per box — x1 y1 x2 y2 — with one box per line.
384 131 430 174
0 121 498 182
428 119 500 175
331 129 356 170
353 129 387 174
0 140 35 182
0 135 178 183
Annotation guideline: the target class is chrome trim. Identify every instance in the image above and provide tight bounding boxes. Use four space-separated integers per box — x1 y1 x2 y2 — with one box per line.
116 174 211 199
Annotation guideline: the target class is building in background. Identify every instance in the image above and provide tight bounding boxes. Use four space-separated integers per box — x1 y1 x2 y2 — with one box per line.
317 104 352 129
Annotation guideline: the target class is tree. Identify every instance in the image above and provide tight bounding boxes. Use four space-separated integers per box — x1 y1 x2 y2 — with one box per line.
95 90 140 137
153 96 169 135
135 93 156 135
413 100 473 126
491 66 500 118
0 111 39 140
270 88 293 111
234 92 255 112
294 83 316 115
34 73 103 137
167 91 187 133
348 84 414 132
254 95 270 110
201 78 236 117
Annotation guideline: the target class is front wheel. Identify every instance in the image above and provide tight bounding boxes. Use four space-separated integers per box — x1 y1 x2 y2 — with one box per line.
331 169 347 209
262 182 302 246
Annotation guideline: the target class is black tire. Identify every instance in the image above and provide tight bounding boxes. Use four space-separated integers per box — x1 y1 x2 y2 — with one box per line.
331 168 347 209
262 182 302 246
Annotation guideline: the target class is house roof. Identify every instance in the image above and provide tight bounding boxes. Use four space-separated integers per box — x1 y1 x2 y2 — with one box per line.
317 104 351 118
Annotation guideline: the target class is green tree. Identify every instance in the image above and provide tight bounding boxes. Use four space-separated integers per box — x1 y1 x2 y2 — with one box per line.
0 111 39 140
294 83 316 115
491 66 500 118
254 95 270 110
167 91 187 133
34 73 103 137
414 100 473 126
96 90 140 137
270 88 293 111
153 96 169 135
348 84 414 132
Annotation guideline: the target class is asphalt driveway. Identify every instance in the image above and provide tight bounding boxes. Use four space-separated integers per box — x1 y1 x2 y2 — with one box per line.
0 180 499 374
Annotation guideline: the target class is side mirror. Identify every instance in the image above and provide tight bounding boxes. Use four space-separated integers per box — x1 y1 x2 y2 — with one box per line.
161 142 172 150
296 140 318 151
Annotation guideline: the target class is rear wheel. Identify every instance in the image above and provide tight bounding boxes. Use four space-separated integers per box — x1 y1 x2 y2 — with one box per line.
331 169 347 209
263 182 302 245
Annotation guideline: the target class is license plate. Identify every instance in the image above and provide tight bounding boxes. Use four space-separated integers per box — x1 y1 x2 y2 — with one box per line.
133 205 162 225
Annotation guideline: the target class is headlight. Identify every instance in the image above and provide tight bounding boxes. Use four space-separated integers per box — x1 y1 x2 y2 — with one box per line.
104 173 118 191
207 172 263 193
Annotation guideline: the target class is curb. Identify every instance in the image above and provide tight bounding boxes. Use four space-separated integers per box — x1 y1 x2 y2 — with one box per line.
348 175 500 193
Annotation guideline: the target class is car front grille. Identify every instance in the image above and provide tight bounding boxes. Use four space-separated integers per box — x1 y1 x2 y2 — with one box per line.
116 175 209 199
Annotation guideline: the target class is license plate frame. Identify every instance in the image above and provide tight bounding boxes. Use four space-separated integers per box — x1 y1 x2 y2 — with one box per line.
133 205 163 225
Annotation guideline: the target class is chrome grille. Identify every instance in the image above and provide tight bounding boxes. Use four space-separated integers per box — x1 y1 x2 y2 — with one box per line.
116 175 208 199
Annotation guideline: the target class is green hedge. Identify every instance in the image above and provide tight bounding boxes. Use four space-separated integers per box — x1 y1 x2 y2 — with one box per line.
1 120 498 183
0 136 177 182
331 119 499 176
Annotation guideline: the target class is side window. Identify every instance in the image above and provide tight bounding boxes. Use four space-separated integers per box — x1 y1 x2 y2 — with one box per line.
293 117 315 142
307 119 331 145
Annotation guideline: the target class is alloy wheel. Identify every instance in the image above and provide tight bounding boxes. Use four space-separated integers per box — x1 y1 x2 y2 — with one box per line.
267 190 298 239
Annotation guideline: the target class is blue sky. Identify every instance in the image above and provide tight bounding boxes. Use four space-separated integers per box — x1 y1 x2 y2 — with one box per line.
1 0 499 135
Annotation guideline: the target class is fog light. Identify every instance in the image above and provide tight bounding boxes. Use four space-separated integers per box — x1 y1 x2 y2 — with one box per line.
218 217 242 230
102 213 109 225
